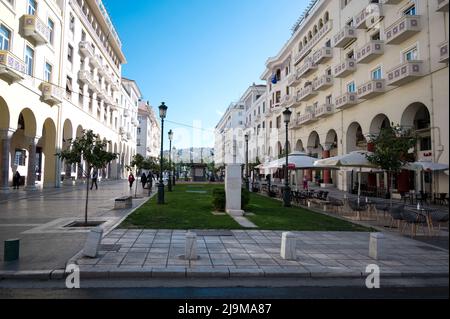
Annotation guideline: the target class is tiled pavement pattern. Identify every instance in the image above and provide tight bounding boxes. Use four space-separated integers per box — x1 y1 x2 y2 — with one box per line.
76 230 449 278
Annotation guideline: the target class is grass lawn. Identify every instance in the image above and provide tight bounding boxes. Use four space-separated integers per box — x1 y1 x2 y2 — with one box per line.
119 184 371 231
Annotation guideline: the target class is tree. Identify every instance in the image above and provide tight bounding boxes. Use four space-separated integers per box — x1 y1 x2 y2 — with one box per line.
366 124 417 205
57 130 117 225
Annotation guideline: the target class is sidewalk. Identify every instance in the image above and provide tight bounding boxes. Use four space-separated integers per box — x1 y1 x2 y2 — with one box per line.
0 180 150 271
69 229 448 280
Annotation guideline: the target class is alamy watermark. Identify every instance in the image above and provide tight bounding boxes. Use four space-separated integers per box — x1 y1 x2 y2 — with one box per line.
365 264 380 289
65 264 80 289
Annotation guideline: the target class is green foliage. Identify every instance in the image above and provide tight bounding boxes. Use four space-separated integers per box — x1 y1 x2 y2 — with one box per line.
241 187 250 210
212 188 226 212
366 124 417 173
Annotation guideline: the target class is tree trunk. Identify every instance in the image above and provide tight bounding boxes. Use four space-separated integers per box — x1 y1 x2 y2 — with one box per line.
85 170 90 226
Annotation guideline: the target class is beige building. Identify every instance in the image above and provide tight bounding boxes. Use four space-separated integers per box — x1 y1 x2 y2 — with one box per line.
217 0 449 195
0 0 139 192
137 100 161 159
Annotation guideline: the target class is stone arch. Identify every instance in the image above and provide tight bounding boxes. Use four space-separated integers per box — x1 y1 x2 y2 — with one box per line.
324 11 329 22
307 131 322 157
0 96 10 129
295 139 304 152
62 119 74 183
277 141 283 157
16 108 37 138
325 129 339 156
401 102 431 130
370 114 391 136
313 25 318 35
319 18 324 29
346 122 367 153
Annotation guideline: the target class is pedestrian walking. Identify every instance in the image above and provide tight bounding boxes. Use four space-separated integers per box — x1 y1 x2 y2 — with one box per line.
90 169 98 190
128 172 135 189
13 171 21 190
147 171 154 190
141 172 147 189
303 176 308 190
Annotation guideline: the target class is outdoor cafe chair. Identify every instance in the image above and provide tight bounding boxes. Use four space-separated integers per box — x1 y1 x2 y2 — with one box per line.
401 210 428 238
430 211 449 234
348 199 368 220
434 193 448 206
387 205 405 230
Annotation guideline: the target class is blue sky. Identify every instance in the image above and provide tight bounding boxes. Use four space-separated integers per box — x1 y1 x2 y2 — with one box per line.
104 0 308 150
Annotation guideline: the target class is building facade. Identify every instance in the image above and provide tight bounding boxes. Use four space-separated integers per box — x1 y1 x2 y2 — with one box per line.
215 0 449 195
0 0 141 191
137 100 161 159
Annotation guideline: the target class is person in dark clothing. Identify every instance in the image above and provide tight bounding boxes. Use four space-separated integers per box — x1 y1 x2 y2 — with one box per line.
141 172 147 189
13 171 21 189
90 169 98 190
147 171 154 190
128 173 135 189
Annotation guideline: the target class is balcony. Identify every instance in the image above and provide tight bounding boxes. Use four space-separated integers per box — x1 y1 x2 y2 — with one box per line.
312 74 333 91
312 47 333 65
111 80 120 92
297 85 318 102
333 59 356 78
78 70 97 90
356 41 384 63
21 15 50 45
439 41 449 63
287 71 302 87
383 0 402 4
335 92 358 110
385 15 421 45
90 55 101 68
314 103 334 118
281 94 295 108
297 111 317 125
386 60 424 86
0 50 26 83
437 0 449 11
123 109 130 117
40 82 63 106
298 58 317 78
357 79 386 99
333 26 357 48
294 20 332 64
354 4 383 29
79 41 95 57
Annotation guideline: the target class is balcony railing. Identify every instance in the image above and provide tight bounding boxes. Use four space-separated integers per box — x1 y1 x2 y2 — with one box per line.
297 85 318 102
40 82 64 106
354 3 383 29
333 26 357 48
383 0 402 4
297 111 317 125
314 103 334 118
287 71 302 87
0 50 26 83
439 41 449 64
298 58 317 78
437 0 449 12
312 74 333 91
281 94 295 108
333 58 356 78
356 40 384 63
335 92 358 110
312 47 333 65
294 20 332 64
21 15 50 45
385 15 421 45
386 60 424 86
78 70 96 90
357 79 386 99
79 41 95 57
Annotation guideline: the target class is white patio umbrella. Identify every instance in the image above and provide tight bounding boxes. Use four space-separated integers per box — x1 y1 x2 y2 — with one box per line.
314 151 377 205
269 152 318 170
403 161 449 198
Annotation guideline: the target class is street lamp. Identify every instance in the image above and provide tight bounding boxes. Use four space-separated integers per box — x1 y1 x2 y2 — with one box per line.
244 133 249 191
172 147 176 187
168 129 173 192
282 108 292 208
158 102 168 205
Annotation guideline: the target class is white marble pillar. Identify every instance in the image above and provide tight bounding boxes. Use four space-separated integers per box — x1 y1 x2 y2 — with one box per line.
225 163 244 216
369 232 385 260
184 232 198 260
0 129 15 193
280 232 297 260
24 136 39 191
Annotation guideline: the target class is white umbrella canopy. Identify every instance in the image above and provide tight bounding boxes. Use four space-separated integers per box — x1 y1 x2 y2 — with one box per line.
270 152 318 170
403 161 449 172
314 151 378 205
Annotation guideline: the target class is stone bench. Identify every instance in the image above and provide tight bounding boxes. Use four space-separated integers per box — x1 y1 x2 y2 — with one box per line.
114 196 132 209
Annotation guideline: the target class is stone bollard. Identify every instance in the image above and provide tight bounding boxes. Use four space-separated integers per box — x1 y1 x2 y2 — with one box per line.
4 239 20 262
184 232 198 260
82 227 103 258
280 232 297 260
369 232 385 260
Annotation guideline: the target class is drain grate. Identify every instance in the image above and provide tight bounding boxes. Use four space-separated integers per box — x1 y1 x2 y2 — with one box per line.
99 244 122 252
193 230 233 236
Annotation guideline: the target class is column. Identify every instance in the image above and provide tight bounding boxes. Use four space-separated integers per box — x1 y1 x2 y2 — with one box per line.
24 136 39 191
367 141 377 191
91 92 97 115
82 84 89 113
100 100 105 123
322 144 331 185
0 129 15 193
63 161 72 186
106 104 111 127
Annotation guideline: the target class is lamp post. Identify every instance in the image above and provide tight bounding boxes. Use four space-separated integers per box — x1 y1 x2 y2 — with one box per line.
244 133 249 191
157 102 168 205
168 129 173 192
282 108 292 207
172 147 176 186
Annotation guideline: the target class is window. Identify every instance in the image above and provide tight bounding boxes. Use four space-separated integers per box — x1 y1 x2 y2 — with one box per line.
67 44 73 63
44 62 52 82
347 50 354 59
286 86 290 95
0 25 11 51
137 139 141 147
25 45 34 76
326 95 333 104
69 14 75 34
47 19 54 45
66 76 73 99
371 32 380 41
14 149 26 166
276 116 281 129
404 5 416 16
81 30 86 41
137 128 141 135
405 47 418 61
27 0 37 15
372 67 382 80
275 91 281 104
347 81 356 93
